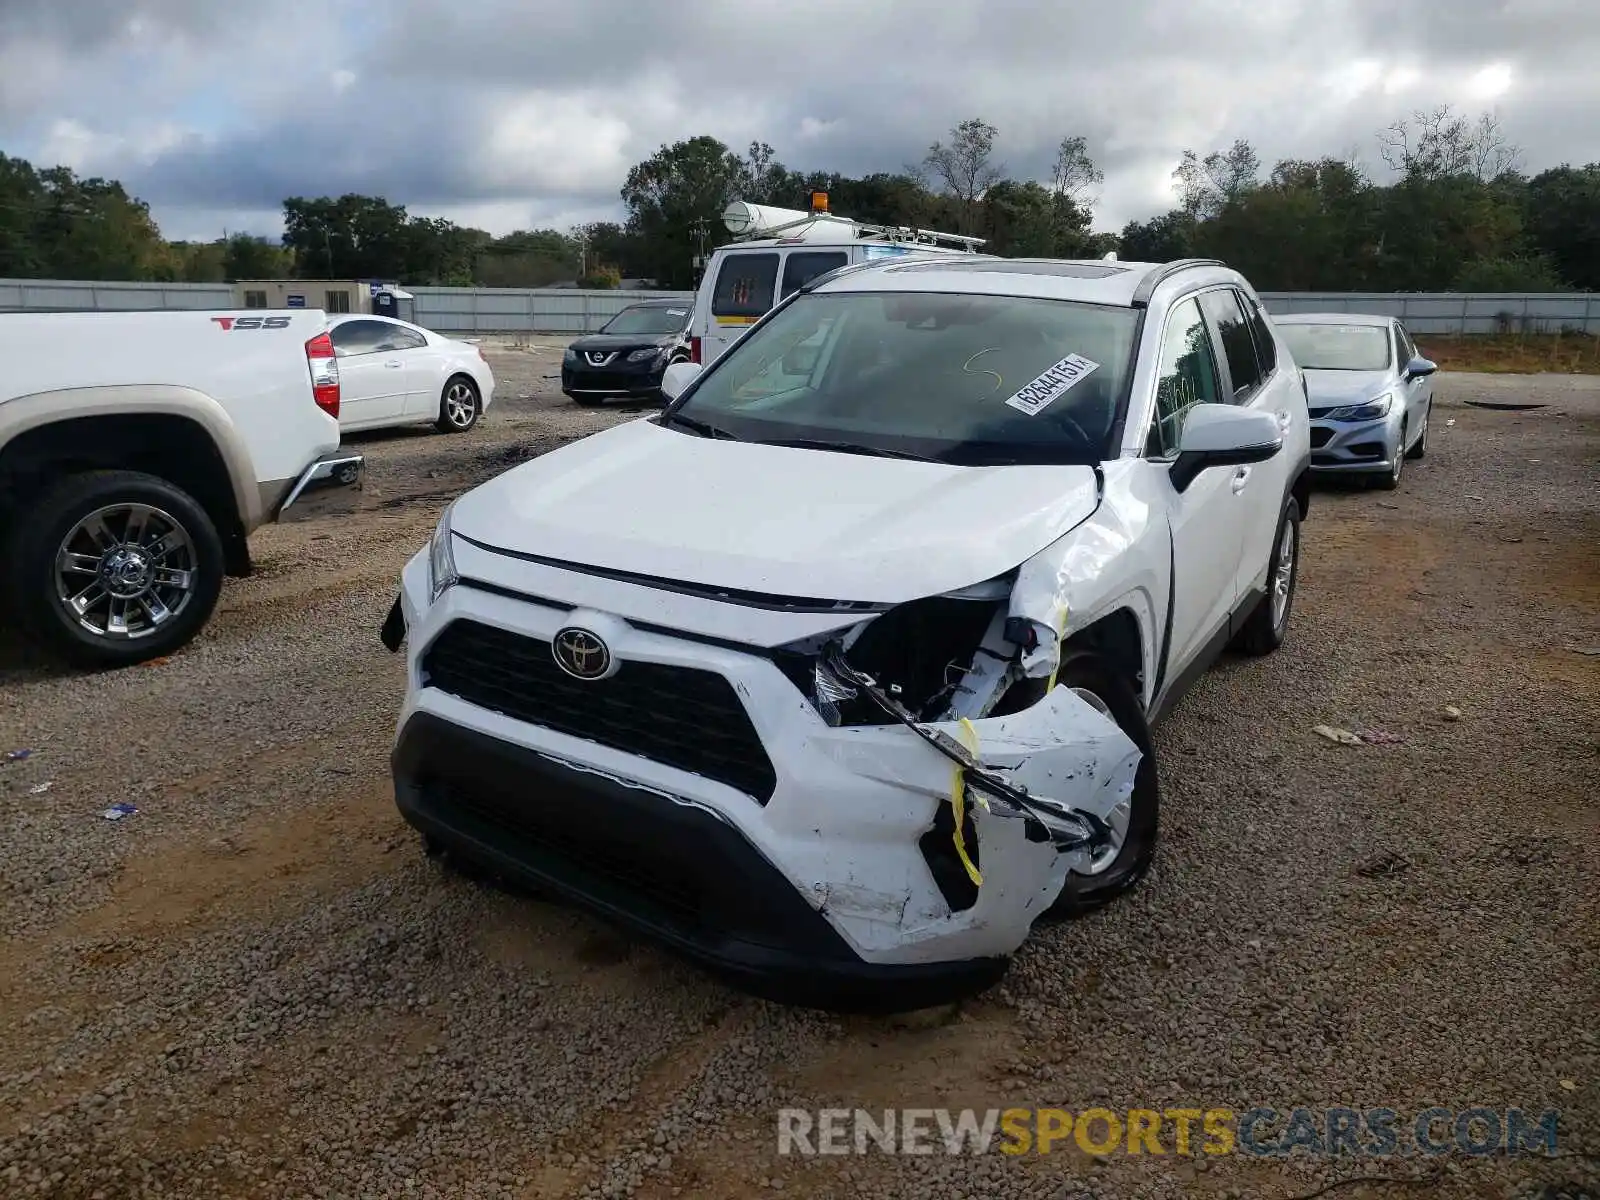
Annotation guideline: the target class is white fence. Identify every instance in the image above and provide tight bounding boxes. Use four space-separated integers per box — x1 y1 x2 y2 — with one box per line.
403 287 695 334
3 278 1596 336
1259 292 1600 335
0 278 234 312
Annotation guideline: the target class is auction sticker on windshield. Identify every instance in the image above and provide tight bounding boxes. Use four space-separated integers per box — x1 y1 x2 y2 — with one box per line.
1005 354 1100 416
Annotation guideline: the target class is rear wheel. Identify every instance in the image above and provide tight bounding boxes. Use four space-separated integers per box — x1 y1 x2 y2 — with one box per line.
6 470 224 668
436 376 480 433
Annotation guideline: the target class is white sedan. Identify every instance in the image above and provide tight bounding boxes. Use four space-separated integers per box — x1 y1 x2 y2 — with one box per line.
326 315 495 434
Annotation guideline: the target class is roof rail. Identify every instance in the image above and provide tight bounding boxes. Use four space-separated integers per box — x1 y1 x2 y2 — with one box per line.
1131 258 1227 305
729 210 985 251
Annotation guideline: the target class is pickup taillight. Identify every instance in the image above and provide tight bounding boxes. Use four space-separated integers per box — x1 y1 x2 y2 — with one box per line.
688 336 701 364
305 332 341 418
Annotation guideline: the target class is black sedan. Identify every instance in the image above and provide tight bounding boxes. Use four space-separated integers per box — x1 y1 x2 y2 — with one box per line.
561 300 693 405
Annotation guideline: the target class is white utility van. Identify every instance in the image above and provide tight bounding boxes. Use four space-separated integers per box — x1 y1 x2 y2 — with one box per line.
686 194 985 367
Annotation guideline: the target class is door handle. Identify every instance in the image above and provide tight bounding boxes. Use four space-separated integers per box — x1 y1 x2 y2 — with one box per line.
1231 466 1251 493
384 360 403 368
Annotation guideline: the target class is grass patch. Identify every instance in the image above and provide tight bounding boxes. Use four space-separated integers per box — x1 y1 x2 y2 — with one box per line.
1415 333 1600 375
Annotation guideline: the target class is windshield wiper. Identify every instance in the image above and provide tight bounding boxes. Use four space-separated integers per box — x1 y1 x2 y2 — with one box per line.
663 412 737 440
751 437 943 463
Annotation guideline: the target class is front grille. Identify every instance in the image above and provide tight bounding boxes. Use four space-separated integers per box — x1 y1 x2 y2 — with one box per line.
422 620 777 801
1312 452 1340 466
1309 426 1334 448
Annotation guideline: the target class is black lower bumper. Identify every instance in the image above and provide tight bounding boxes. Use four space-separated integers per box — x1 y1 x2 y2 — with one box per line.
392 712 1008 1012
561 367 665 398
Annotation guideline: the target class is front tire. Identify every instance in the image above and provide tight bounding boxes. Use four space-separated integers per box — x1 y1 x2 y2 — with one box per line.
1043 651 1161 917
436 376 481 433
1406 409 1429 460
1370 425 1405 490
6 470 225 668
1230 496 1301 657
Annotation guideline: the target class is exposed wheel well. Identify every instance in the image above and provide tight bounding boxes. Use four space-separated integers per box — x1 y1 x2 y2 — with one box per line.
1291 465 1311 520
0 414 250 575
1063 607 1146 702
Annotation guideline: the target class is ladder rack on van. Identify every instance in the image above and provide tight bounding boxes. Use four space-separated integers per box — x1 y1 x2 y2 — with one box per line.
721 197 985 251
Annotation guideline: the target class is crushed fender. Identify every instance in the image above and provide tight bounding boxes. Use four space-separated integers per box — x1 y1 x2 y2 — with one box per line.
822 642 1140 881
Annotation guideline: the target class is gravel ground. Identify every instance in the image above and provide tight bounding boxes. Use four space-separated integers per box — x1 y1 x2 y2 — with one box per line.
1 340 1596 1200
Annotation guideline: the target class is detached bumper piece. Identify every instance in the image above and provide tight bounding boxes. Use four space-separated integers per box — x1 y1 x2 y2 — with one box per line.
392 713 1009 1012
276 452 364 522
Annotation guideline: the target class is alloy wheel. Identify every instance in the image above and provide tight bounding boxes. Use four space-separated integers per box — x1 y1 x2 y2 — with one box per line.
1271 515 1296 632
54 503 197 639
444 381 477 428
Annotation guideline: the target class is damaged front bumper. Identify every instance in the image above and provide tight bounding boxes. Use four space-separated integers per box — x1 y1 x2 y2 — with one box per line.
388 552 1142 1009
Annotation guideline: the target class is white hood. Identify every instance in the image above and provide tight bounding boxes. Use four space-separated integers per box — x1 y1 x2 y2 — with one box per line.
450 419 1101 604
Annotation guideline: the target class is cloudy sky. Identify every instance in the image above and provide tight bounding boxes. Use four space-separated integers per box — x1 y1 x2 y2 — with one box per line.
2 0 1596 242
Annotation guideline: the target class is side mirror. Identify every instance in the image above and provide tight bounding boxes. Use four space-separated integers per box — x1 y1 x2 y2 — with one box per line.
660 360 702 402
1169 404 1283 493
1405 356 1437 379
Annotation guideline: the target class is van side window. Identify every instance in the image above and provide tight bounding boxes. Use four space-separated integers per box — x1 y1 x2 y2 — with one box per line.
712 253 779 319
780 251 848 299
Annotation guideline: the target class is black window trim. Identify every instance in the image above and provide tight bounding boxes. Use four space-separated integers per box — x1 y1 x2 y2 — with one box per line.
1194 285 1261 405
1239 288 1279 383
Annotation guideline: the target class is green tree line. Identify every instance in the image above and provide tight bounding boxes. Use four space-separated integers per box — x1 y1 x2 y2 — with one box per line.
2 103 1596 292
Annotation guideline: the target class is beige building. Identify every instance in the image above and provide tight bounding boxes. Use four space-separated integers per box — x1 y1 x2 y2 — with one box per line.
231 280 406 316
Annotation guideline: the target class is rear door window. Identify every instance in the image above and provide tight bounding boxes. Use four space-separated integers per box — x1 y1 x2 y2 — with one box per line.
779 251 848 300
329 319 389 357
1199 288 1263 400
1244 295 1277 374
712 253 779 320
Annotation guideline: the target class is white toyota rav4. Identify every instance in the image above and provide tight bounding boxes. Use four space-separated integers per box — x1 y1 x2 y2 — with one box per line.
382 256 1311 1011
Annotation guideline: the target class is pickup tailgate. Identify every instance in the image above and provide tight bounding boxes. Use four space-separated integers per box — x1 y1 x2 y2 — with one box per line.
0 309 341 489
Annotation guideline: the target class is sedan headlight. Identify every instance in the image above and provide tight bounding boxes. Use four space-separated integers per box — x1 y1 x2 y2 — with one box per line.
627 347 665 363
428 501 459 603
1325 393 1393 422
563 347 577 363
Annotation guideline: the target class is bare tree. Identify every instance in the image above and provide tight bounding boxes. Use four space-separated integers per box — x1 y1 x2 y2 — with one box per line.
738 141 785 203
924 118 1003 232
1173 139 1260 218
1051 135 1104 207
1378 105 1520 181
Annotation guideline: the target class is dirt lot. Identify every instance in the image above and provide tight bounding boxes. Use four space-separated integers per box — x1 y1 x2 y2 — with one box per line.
2 339 1597 1200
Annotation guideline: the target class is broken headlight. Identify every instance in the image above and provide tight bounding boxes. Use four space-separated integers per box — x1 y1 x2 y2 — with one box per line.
777 590 1011 727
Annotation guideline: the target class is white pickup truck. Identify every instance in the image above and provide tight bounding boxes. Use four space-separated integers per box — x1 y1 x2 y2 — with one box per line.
0 309 364 667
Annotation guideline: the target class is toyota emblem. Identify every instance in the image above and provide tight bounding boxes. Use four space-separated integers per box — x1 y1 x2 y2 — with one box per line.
552 627 610 680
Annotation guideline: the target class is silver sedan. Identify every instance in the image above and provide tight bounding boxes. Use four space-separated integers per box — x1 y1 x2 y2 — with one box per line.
1274 312 1437 490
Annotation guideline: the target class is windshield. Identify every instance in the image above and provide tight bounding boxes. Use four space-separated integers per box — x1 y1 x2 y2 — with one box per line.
668 291 1139 465
601 305 688 336
1277 323 1392 371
